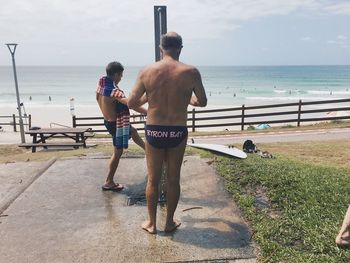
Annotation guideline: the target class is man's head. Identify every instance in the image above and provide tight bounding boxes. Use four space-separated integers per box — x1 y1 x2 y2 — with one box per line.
106 61 124 83
160 32 183 58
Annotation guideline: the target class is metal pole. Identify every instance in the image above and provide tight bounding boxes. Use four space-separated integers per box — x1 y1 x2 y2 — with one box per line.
154 6 167 62
6 43 25 143
154 6 168 205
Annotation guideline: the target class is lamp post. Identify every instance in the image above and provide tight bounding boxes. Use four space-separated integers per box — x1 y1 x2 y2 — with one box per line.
6 43 25 143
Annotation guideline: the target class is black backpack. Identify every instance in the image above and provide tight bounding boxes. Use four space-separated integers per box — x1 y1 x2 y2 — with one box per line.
243 140 256 153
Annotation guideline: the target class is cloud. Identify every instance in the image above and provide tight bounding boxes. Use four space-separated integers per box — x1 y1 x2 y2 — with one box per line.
337 35 347 40
0 0 344 44
327 34 349 49
301 36 312 41
325 1 350 15
1 0 349 65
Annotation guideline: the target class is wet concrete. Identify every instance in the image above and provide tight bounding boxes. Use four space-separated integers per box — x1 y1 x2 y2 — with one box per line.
0 158 56 214
0 156 256 262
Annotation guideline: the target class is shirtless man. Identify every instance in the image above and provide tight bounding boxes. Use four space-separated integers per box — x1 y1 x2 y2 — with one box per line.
128 32 207 234
96 61 147 191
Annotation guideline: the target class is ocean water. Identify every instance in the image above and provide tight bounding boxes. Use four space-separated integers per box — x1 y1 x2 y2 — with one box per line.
1 65 350 111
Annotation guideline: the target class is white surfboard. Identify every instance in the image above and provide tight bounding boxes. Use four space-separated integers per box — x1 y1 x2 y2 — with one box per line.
187 143 247 159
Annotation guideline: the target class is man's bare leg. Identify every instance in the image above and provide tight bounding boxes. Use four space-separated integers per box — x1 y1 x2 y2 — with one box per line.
104 147 123 187
164 137 187 232
131 126 145 150
336 205 350 247
142 142 164 234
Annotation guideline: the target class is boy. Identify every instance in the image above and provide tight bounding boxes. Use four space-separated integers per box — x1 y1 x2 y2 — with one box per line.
96 61 147 191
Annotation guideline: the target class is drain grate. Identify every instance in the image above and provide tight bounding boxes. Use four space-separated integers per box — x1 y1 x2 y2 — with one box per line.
126 194 167 206
127 195 146 206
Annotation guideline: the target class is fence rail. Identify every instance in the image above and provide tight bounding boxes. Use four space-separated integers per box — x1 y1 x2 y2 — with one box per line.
0 114 31 132
72 98 350 133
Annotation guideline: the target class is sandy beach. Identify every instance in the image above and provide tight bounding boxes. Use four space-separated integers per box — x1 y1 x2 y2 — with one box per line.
1 99 349 145
0 104 101 130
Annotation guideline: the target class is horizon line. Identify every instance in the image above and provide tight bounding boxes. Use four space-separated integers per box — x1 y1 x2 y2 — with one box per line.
0 64 350 67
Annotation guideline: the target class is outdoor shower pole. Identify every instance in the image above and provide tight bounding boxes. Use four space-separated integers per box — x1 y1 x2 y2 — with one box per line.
154 6 168 204
154 6 167 61
6 43 25 143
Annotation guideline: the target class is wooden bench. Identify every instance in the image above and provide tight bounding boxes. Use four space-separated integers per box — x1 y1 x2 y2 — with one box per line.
19 142 84 153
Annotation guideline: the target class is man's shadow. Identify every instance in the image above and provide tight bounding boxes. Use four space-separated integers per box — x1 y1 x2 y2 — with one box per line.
167 215 253 249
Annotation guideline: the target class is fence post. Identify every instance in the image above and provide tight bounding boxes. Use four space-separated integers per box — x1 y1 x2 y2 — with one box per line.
192 108 196 132
241 104 245 131
297 99 302 127
12 114 16 132
72 115 76 128
28 114 31 129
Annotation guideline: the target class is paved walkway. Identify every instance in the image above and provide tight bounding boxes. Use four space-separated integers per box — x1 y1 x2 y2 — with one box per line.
0 156 256 263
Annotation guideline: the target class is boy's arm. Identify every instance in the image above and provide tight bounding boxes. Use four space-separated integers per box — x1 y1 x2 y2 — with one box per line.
190 95 200 106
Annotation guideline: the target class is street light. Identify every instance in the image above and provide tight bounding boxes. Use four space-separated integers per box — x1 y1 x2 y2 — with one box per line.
6 43 25 143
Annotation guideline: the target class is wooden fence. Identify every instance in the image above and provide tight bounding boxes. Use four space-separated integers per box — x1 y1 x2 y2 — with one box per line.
0 114 31 132
72 98 350 133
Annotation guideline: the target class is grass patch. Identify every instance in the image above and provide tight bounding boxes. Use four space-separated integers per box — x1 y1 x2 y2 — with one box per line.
215 145 350 262
256 140 350 169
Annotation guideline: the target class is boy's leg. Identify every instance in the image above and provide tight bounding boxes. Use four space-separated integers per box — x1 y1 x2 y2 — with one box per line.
104 147 123 188
131 126 145 150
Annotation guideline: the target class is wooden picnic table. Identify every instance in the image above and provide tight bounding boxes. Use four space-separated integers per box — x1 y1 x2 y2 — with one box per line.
19 127 94 153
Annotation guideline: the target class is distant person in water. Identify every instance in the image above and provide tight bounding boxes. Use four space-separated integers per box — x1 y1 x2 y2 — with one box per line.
336 205 350 248
96 61 147 192
128 32 207 234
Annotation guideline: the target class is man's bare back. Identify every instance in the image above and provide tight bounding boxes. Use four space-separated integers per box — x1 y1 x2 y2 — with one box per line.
129 58 206 126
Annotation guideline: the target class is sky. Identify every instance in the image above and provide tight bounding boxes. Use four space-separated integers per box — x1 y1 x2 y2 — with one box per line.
0 0 350 66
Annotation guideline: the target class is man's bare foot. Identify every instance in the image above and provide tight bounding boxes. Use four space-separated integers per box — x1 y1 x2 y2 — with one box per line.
164 220 181 233
336 225 350 248
141 221 157 234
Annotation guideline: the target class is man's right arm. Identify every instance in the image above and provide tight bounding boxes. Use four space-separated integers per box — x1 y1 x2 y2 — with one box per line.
114 97 128 105
191 68 207 107
128 70 147 109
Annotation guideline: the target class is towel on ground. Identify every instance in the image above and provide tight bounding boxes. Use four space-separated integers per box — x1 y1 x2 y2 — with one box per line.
96 76 130 149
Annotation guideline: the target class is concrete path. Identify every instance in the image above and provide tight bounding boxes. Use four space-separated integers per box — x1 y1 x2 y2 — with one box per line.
0 156 256 263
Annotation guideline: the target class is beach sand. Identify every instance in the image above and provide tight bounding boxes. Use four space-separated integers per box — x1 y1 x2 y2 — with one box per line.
1 101 348 145
0 104 101 129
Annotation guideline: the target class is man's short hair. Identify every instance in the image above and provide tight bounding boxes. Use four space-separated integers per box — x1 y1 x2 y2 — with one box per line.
106 61 124 77
161 34 183 50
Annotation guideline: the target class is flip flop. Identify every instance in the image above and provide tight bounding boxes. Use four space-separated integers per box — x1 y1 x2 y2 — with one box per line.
102 184 124 192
